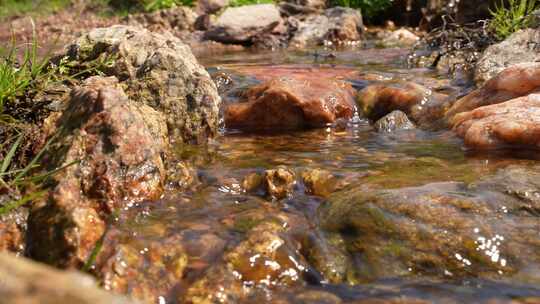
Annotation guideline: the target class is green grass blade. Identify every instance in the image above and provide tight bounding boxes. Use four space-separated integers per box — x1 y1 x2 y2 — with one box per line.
13 131 60 184
0 190 45 216
0 133 22 174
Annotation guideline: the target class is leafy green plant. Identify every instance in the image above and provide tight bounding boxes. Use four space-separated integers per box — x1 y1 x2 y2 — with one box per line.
329 0 393 19
489 0 538 40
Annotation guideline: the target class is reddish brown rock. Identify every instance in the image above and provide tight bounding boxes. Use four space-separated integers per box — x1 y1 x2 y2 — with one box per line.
91 229 188 304
357 82 447 125
27 76 168 268
446 63 540 122
452 94 540 150
225 73 356 132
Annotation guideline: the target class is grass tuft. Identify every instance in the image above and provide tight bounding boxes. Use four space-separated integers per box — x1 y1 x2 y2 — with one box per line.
489 0 539 40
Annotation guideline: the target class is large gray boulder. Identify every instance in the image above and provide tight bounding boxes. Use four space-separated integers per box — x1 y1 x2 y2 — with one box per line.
475 29 540 85
205 4 283 44
0 252 134 304
65 25 221 144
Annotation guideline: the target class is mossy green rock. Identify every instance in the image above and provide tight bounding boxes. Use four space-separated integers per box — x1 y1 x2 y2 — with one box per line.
318 166 540 284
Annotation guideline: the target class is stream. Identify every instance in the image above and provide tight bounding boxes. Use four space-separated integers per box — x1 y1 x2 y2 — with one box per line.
101 47 540 303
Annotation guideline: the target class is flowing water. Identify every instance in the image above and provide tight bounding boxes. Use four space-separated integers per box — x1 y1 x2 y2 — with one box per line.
110 47 540 303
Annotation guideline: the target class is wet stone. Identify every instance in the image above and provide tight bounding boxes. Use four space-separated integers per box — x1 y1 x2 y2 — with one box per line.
374 110 415 133
318 166 540 284
302 169 340 197
225 74 356 132
243 168 296 200
357 82 447 127
446 63 540 123
265 167 296 200
452 93 540 150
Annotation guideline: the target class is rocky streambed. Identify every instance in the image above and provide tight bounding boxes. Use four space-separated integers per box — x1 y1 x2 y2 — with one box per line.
1 19 540 304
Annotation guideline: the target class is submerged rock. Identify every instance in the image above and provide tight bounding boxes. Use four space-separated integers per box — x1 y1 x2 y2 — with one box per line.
183 219 313 302
243 167 296 200
225 75 356 132
65 25 221 144
318 166 540 283
302 169 340 197
0 252 134 304
92 230 188 304
290 7 364 47
475 29 540 86
453 93 540 150
265 167 296 200
205 4 282 44
27 76 168 268
374 110 415 133
446 63 540 121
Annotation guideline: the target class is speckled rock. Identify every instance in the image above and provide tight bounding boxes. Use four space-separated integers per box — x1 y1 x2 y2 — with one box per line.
27 76 168 268
374 110 415 133
64 25 221 143
475 29 540 86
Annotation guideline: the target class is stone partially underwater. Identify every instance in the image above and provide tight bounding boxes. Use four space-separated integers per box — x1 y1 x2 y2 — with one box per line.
319 165 540 284
224 67 357 132
447 63 540 150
